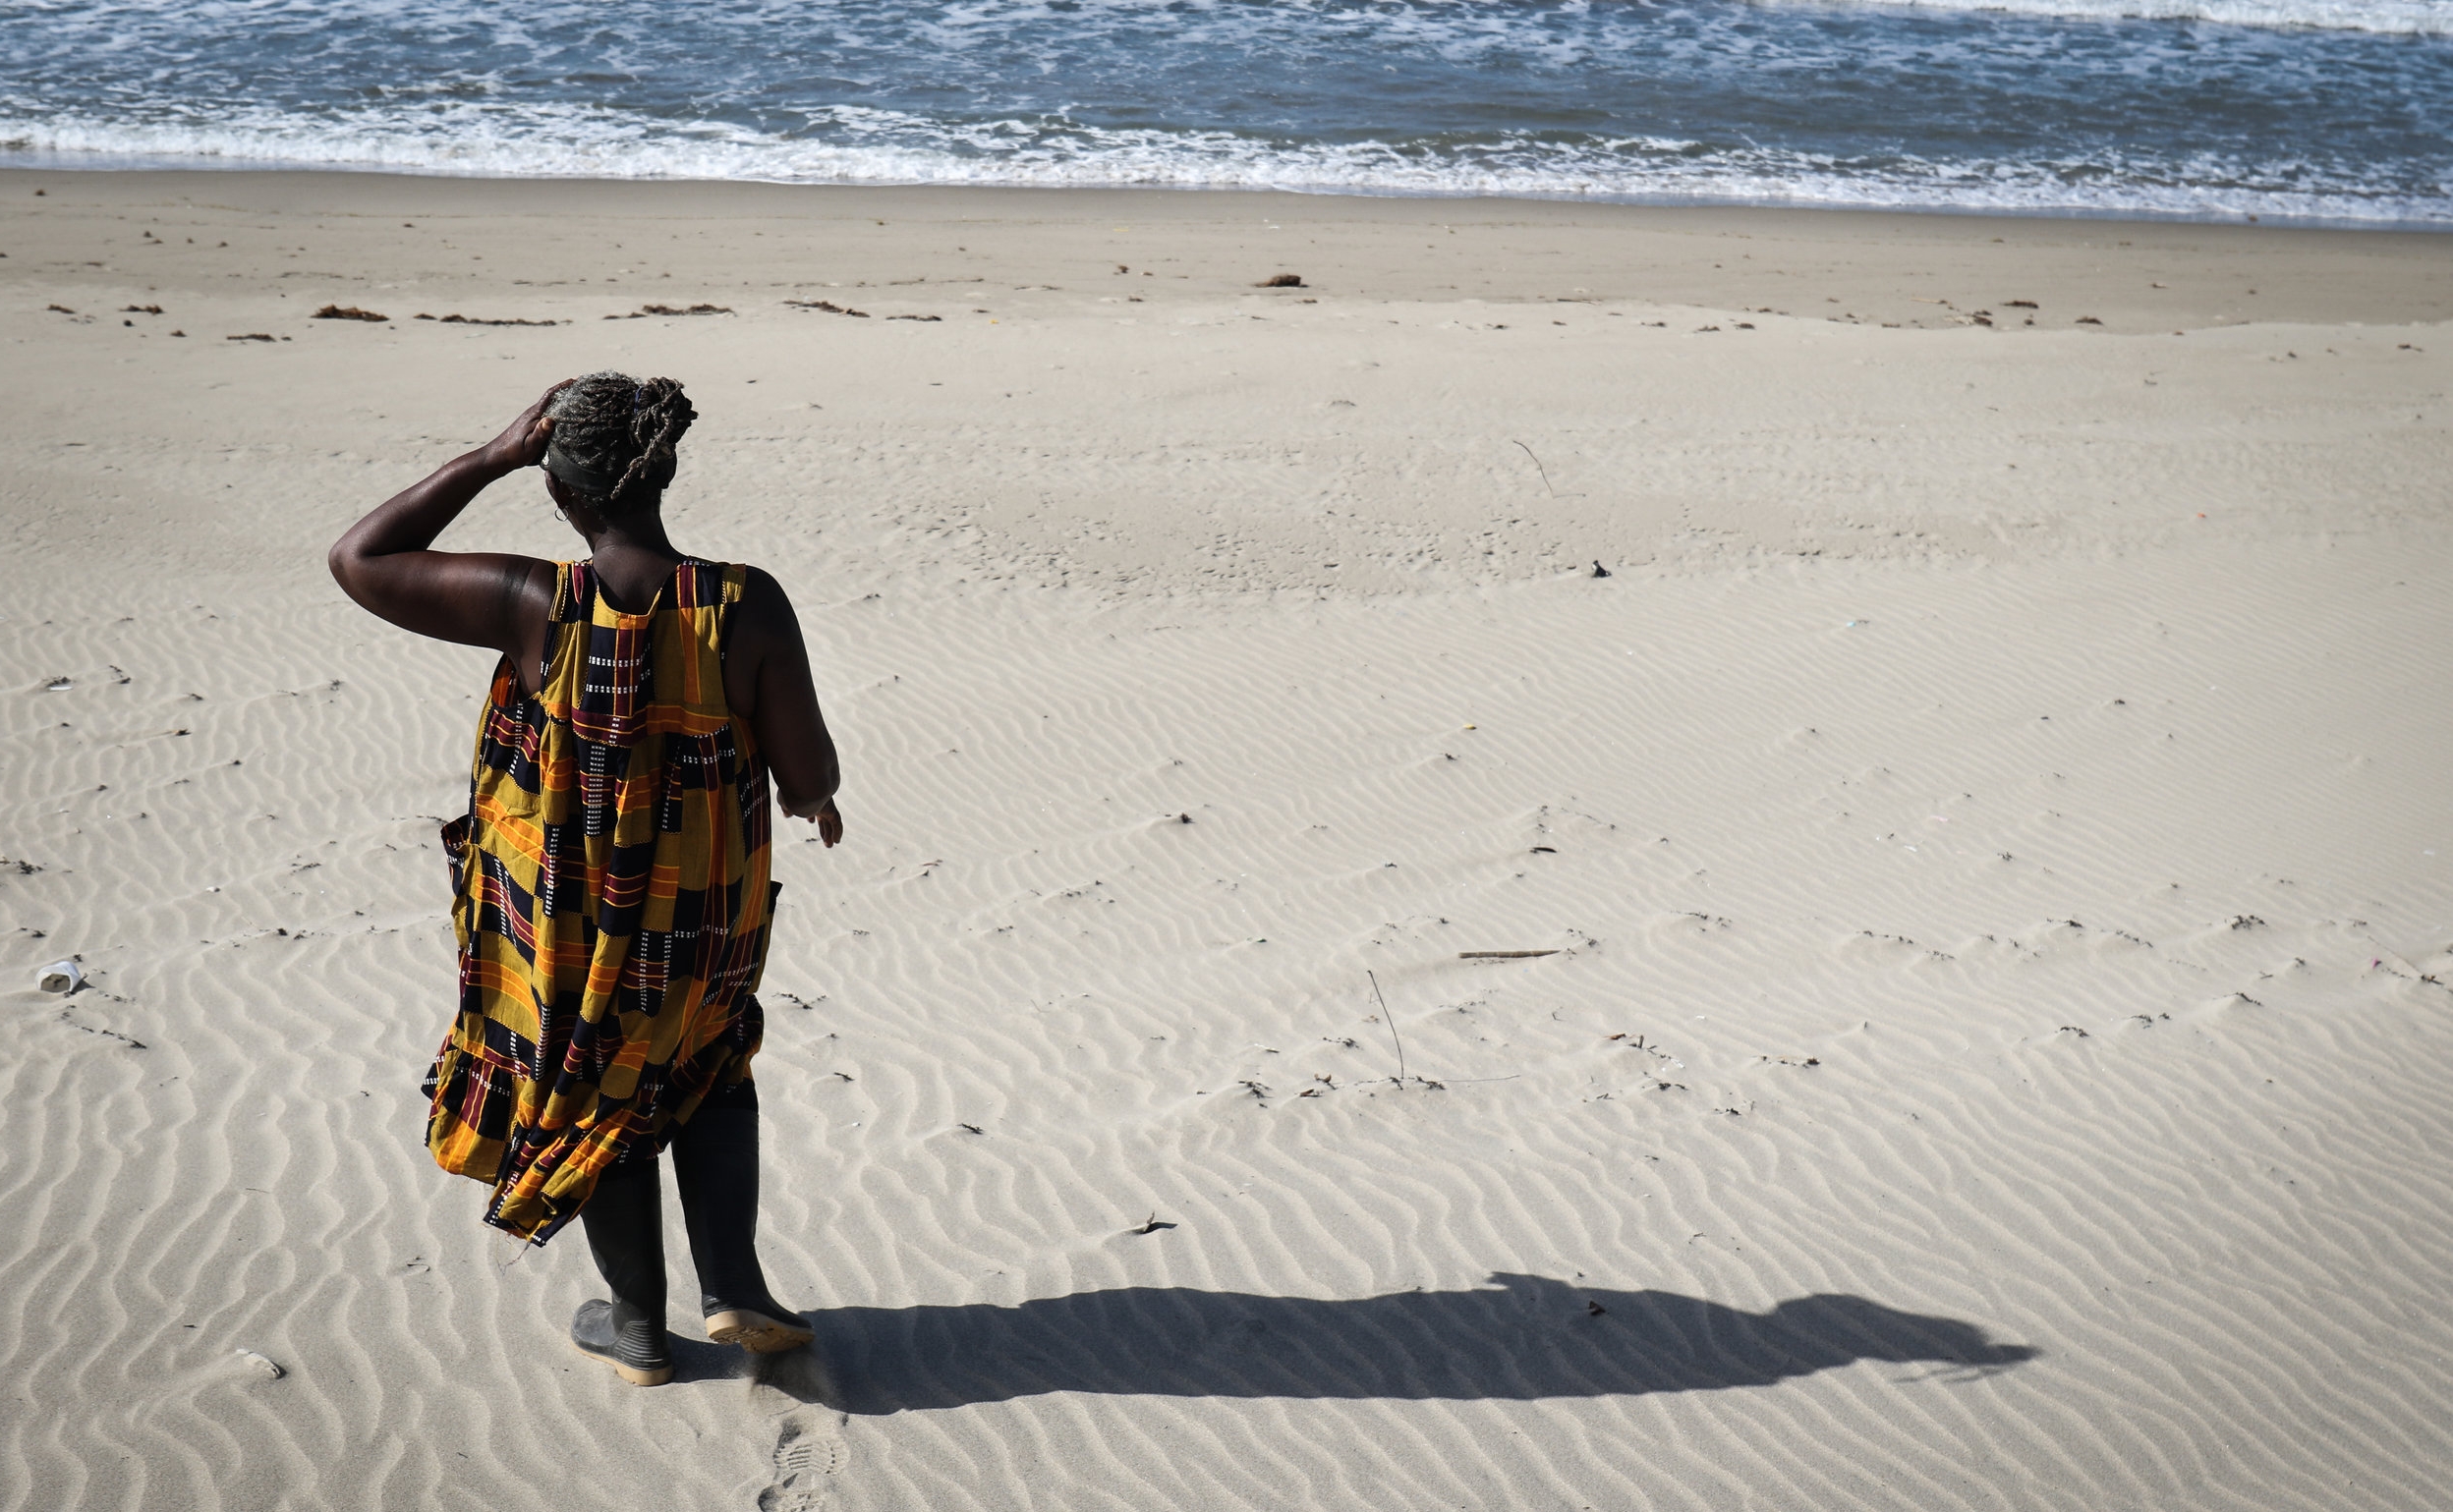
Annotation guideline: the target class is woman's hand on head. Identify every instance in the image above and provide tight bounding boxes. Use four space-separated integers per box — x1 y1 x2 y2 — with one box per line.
482 379 574 474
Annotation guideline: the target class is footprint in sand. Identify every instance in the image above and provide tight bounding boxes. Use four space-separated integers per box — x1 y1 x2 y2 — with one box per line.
758 1410 848 1512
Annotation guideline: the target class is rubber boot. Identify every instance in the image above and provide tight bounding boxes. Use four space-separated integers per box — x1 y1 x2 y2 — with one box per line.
671 1106 813 1354
571 1158 674 1385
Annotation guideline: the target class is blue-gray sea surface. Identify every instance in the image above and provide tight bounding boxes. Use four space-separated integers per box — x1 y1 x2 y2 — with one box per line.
3 0 2448 225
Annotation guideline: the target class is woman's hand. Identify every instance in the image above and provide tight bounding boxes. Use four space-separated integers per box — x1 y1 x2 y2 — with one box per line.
786 796 843 848
818 798 842 848
480 381 570 474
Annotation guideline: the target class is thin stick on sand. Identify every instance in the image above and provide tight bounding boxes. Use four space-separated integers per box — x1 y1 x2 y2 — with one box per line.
1367 969 1407 1086
1512 439 1558 496
1458 949 1560 959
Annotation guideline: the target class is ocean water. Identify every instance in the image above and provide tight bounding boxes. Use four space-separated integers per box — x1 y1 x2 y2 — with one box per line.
3 0 2448 225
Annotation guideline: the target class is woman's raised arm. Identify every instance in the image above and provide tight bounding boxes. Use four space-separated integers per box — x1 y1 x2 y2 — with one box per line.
328 381 568 655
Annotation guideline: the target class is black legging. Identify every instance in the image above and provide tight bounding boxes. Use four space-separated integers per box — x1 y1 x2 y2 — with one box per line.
581 1078 782 1333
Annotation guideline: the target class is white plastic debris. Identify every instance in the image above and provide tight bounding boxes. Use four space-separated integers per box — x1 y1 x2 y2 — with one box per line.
235 1349 284 1379
37 960 83 994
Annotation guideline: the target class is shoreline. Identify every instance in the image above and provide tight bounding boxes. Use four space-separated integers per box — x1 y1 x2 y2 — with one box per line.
6 156 2451 237
9 167 2450 327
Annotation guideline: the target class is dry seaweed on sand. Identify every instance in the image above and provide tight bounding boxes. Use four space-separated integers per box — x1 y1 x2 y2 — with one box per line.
604 303 732 320
415 312 561 326
312 305 388 321
785 299 870 317
1255 272 1305 288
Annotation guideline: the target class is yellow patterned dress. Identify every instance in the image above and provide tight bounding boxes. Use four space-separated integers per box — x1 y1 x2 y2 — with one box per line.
424 559 773 1244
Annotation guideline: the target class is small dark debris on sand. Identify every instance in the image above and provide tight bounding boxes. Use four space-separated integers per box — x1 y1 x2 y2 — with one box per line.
2076 315 2103 325
313 304 388 322
46 303 76 313
1459 949 1560 960
1256 272 1305 288
605 303 732 320
2004 299 2039 308
227 332 276 342
121 304 163 314
785 299 870 317
418 312 562 326
59 1011 145 1050
886 313 942 321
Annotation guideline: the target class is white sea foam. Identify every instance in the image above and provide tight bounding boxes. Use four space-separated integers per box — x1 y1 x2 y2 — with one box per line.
5 106 2443 226
1782 0 2453 34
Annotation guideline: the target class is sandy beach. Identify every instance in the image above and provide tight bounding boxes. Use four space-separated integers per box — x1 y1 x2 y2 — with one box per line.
3 169 2450 1510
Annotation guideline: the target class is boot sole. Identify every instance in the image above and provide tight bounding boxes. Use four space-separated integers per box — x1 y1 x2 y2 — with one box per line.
569 1337 675 1386
706 1308 815 1354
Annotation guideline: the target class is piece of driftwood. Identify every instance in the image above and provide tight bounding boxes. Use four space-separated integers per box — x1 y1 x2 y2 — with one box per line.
1457 950 1560 959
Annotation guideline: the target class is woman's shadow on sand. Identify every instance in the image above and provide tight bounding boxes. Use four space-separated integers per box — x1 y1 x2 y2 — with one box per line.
735 1271 2036 1415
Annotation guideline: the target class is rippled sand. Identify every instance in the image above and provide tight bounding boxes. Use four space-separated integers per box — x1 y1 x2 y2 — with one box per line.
3 171 2449 1511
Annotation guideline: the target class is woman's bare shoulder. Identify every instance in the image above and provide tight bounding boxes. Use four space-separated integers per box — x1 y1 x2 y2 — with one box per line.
729 563 792 610
725 564 806 647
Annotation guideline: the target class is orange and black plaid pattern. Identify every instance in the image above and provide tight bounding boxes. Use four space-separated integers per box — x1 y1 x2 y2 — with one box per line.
424 560 773 1245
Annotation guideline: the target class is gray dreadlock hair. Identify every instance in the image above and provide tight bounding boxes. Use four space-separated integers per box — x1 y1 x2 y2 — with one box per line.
542 370 697 515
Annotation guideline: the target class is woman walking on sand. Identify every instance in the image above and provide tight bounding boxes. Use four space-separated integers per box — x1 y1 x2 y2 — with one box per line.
330 373 842 1386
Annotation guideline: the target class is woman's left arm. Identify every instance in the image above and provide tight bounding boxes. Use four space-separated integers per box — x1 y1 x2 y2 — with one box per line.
327 381 567 651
